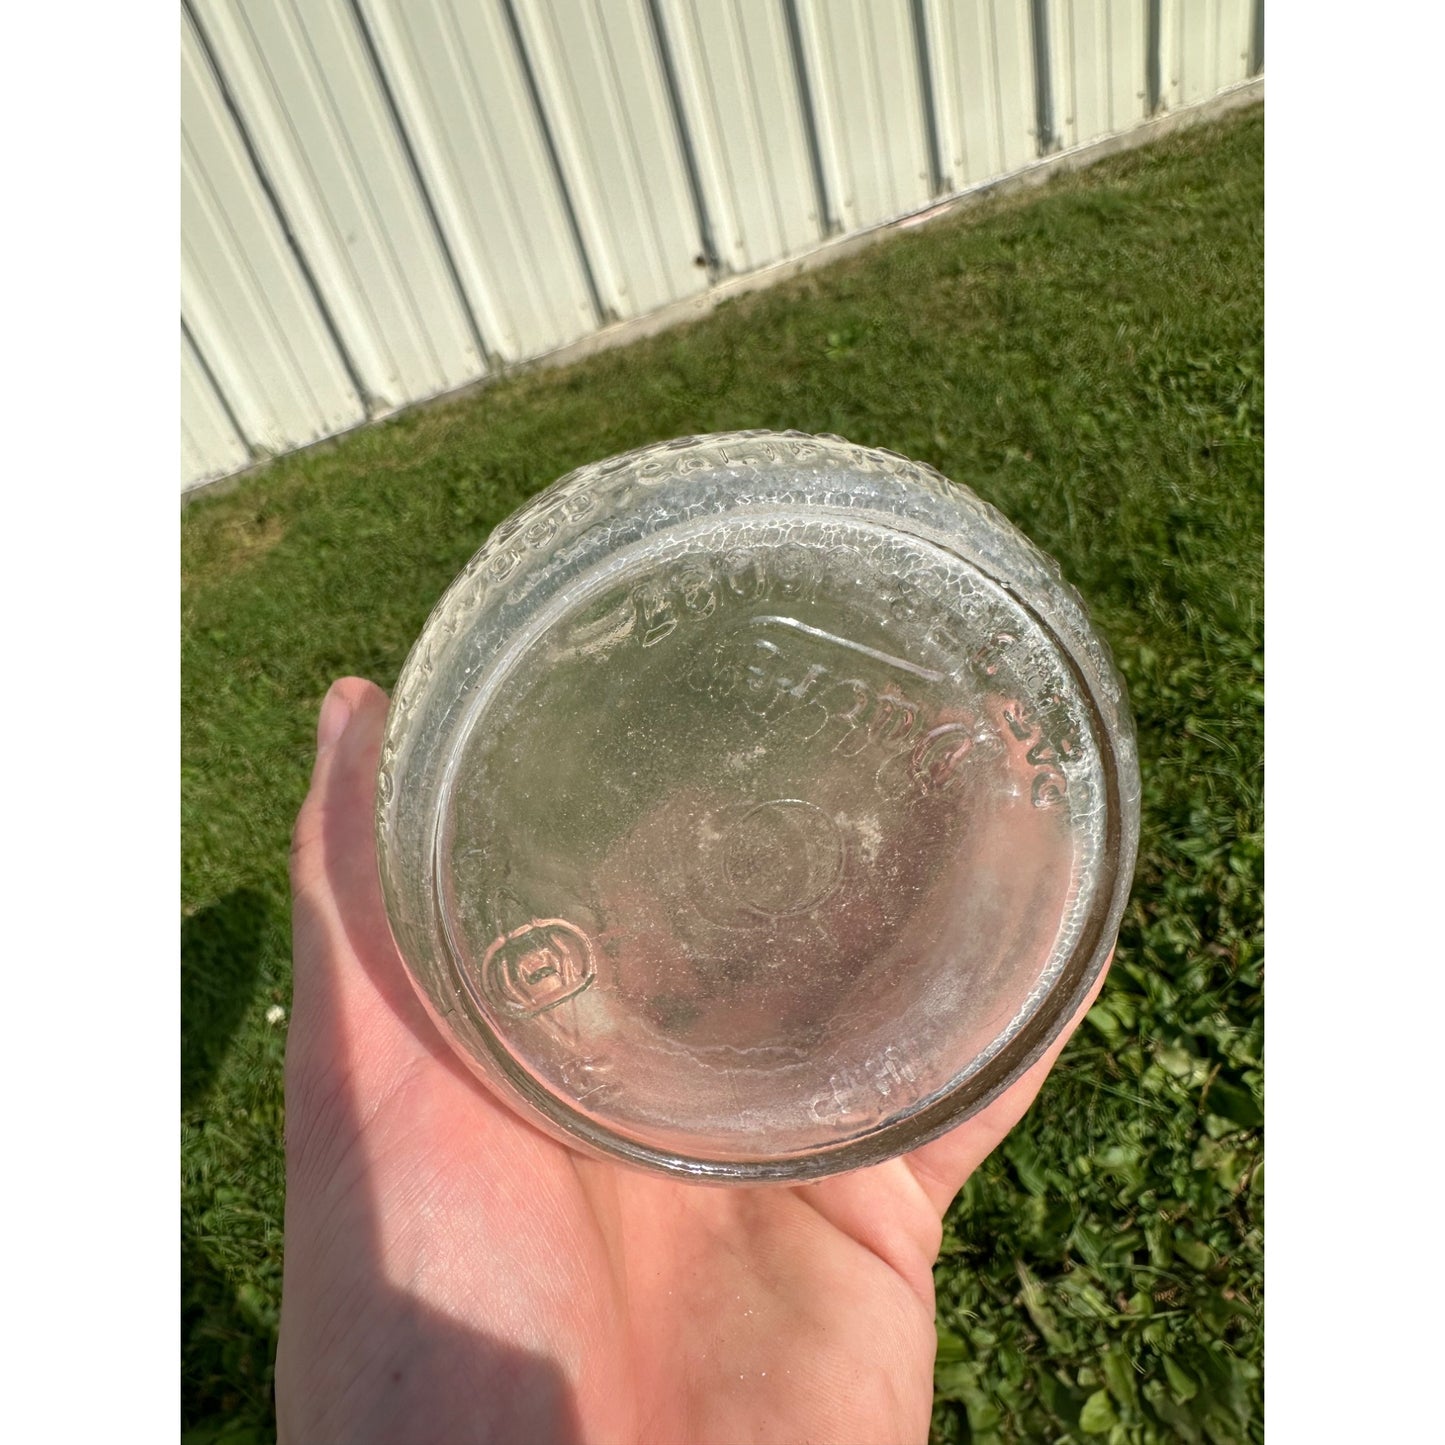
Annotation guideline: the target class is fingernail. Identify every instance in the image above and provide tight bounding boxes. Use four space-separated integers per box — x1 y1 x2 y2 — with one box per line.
317 683 354 756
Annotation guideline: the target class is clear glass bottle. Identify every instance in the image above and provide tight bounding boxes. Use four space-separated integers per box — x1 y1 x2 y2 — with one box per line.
377 432 1140 1181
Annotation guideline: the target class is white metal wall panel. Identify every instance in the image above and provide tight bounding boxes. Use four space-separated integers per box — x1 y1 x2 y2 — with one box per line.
923 0 1039 191
1049 0 1147 148
192 0 485 410
793 0 934 232
181 10 365 458
1217 0 1257 89
354 0 598 361
653 0 823 272
510 0 707 320
181 0 1264 490
182 327 250 485
1161 0 1253 110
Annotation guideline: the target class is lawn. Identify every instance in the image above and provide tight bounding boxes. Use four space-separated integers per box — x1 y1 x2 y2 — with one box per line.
182 105 1263 1444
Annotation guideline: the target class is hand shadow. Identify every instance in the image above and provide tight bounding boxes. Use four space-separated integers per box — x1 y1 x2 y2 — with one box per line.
182 886 271 1109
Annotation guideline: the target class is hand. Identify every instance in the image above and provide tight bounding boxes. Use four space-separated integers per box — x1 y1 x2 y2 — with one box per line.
279 678 1108 1445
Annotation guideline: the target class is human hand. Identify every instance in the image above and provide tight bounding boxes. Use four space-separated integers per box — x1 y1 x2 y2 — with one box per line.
279 677 1108 1445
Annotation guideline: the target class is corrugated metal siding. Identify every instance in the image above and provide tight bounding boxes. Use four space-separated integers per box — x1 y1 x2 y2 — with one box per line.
1049 0 1149 148
190 0 484 408
181 5 365 469
181 0 1264 490
1160 0 1255 110
923 0 1041 189
790 0 935 234
353 0 600 360
652 0 824 271
508 0 709 320
181 324 250 481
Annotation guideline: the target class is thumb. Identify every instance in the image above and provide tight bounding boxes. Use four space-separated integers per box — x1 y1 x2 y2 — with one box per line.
289 676 391 938
288 676 431 1065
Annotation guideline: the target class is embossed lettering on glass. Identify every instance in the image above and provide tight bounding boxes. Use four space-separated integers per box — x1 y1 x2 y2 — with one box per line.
377 432 1141 1182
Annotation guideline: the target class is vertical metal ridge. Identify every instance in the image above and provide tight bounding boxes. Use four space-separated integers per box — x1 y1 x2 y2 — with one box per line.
989 2 1008 175
781 0 837 236
181 0 372 414
1103 5 1115 132
1146 0 1163 113
643 0 721 277
1027 0 1057 155
908 0 946 196
498 0 610 326
182 316 254 458
345 0 494 371
853 4 892 209
1250 0 1264 76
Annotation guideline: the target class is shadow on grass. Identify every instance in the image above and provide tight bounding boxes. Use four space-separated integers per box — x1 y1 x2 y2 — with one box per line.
183 887 276 1439
182 1235 279 1443
182 888 270 1108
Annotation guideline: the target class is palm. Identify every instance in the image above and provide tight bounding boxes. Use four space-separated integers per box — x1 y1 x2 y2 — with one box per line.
279 680 1101 1445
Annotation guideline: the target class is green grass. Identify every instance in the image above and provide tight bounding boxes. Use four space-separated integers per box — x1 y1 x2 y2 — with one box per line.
182 107 1263 1444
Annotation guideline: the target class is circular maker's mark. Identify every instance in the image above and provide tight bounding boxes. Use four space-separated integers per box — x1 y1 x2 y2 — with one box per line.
723 799 845 917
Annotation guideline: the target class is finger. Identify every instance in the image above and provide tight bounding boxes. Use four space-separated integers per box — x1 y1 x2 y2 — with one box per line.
288 677 440 1081
902 951 1113 1216
290 675 389 904
290 677 391 973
